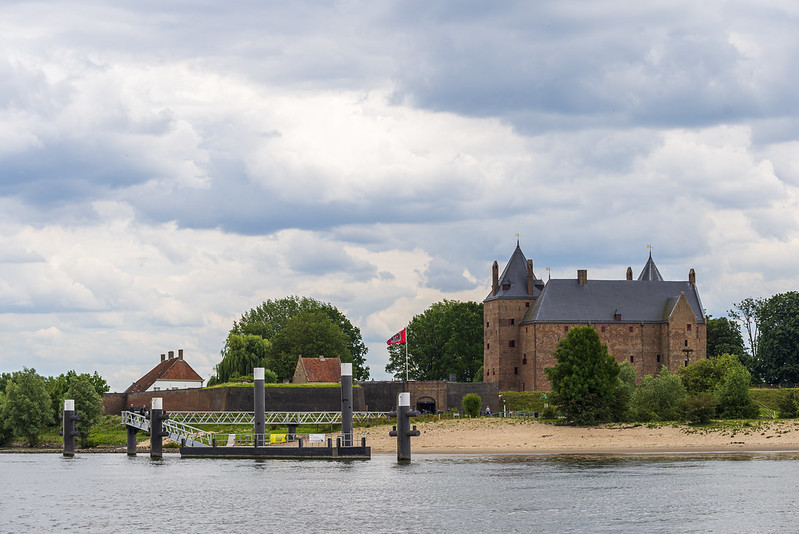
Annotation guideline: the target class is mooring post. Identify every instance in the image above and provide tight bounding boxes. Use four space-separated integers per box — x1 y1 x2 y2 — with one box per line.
126 424 138 456
150 397 169 459
62 400 79 458
254 367 265 447
340 362 353 447
389 392 420 462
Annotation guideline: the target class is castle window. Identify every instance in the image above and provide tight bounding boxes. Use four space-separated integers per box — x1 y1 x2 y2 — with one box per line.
502 283 510 290
525 302 530 308
487 343 490 350
657 354 661 362
509 340 515 348
564 326 569 333
685 340 688 347
522 355 527 364
629 356 634 363
510 318 515 325
492 369 495 375
486 370 490 377
629 326 634 333
486 321 489 328
687 323 692 331
600 326 606 333
514 367 518 375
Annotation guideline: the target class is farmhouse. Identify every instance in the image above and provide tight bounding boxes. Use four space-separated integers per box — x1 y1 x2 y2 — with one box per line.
483 243 706 391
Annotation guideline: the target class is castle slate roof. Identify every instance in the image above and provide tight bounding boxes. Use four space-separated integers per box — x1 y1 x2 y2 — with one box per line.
484 242 544 301
522 278 705 324
125 356 204 394
297 357 341 382
638 253 664 281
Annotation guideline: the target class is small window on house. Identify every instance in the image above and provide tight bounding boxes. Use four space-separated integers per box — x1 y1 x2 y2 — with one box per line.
502 283 510 290
629 326 634 333
510 318 515 325
600 326 606 333
685 340 688 347
514 367 518 375
486 321 489 328
486 370 490 377
487 343 490 350
509 340 515 347
564 326 569 333
629 356 634 363
525 302 530 308
657 354 661 362
687 323 692 331
492 369 496 375
522 355 527 364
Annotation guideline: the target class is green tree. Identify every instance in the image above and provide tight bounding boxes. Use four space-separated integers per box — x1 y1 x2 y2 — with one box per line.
0 391 12 445
462 393 481 417
756 291 799 385
707 316 748 361
729 297 764 371
46 371 109 424
65 375 104 447
679 353 759 419
211 334 272 385
224 296 369 380
2 368 52 446
385 300 483 382
630 367 688 421
545 326 620 425
614 362 637 422
270 310 350 380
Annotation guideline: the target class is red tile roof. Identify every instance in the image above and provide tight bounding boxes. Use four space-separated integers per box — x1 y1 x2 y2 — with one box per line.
125 357 204 393
298 357 341 383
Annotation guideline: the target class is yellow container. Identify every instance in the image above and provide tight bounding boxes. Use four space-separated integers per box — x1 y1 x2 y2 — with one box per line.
270 434 287 444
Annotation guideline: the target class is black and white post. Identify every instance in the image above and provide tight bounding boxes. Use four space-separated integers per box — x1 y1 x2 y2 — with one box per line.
150 397 168 459
62 399 79 458
341 362 353 447
254 367 265 447
389 392 420 462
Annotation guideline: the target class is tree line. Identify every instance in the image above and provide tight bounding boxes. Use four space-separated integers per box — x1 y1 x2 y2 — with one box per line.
709 291 799 385
548 326 759 425
0 369 108 447
209 296 370 385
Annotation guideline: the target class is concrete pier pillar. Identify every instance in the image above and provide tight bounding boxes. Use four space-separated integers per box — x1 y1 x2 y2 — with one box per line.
340 363 353 447
62 400 79 458
254 367 265 447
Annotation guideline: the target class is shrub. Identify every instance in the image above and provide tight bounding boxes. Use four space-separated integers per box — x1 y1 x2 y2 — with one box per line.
686 393 717 424
462 393 481 417
541 405 558 419
631 367 687 422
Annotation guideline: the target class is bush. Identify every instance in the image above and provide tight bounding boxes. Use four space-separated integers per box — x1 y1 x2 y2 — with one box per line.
631 367 687 422
681 354 759 420
462 393 481 417
686 393 717 424
541 405 558 419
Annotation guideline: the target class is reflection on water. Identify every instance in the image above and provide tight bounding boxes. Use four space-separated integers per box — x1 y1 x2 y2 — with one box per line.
2 452 799 533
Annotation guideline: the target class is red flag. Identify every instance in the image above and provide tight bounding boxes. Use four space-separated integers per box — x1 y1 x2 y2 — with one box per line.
386 328 406 345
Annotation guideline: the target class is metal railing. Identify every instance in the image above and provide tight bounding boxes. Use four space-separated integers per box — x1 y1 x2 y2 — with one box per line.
122 411 213 447
167 411 392 426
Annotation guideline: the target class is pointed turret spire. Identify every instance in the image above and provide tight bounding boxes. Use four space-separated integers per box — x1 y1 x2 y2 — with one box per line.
637 251 663 281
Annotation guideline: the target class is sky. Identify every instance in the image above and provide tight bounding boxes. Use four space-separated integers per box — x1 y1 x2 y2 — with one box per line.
2 1 799 392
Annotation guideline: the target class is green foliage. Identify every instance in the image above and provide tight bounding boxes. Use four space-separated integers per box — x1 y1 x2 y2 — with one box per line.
680 354 759 419
729 297 764 368
65 375 105 447
686 393 717 424
777 390 798 418
270 310 349 380
213 334 273 385
2 368 52 446
461 393 481 417
386 300 483 382
229 296 370 380
541 405 558 419
630 367 687 422
756 291 799 385
545 326 620 425
500 391 549 412
706 316 748 363
47 370 109 424
614 362 637 422
0 392 11 445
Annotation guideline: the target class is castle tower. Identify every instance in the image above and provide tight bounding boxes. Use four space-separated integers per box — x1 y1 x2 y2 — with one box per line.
483 242 543 391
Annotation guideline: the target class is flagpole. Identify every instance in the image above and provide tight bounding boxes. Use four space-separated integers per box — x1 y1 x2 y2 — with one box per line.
405 327 409 382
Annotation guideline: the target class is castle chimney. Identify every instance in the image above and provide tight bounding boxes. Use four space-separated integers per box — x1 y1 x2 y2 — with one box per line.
492 261 499 296
178 349 184 360
689 268 696 285
626 267 633 281
578 269 587 286
527 259 534 296
161 353 166 362
168 350 174 359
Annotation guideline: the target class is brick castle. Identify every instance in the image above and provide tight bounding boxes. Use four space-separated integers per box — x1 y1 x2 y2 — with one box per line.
483 243 706 391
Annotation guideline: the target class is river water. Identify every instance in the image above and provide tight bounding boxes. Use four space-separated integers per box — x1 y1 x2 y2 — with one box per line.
2 451 799 533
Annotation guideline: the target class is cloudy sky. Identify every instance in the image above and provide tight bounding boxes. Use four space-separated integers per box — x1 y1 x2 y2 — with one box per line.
2 1 798 391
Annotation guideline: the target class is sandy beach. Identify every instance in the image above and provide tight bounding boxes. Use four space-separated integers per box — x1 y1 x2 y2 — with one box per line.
360 417 799 455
